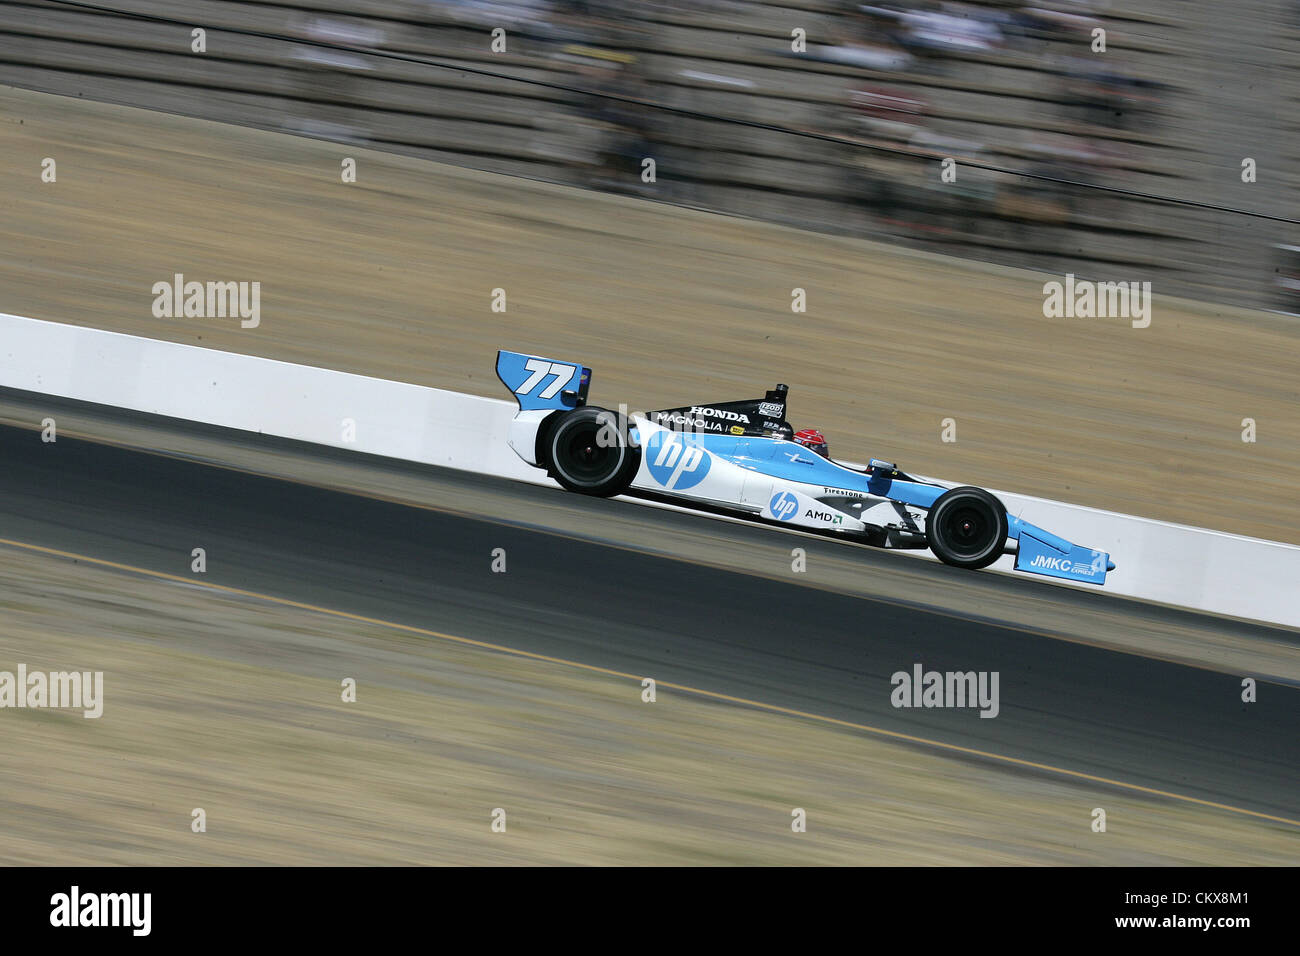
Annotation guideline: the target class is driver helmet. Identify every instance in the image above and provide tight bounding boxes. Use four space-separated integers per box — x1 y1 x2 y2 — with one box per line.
792 428 829 458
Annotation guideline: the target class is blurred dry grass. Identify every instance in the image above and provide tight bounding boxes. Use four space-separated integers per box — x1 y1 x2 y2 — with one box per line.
1 543 1295 865
0 84 1296 547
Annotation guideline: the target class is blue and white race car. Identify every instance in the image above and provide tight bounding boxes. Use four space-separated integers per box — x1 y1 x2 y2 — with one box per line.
496 349 1115 584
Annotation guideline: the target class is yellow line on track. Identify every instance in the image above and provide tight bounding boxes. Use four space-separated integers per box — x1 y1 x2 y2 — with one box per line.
3 414 1290 684
2 533 1297 830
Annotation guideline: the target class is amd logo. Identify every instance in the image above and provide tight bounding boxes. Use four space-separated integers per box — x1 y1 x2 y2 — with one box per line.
805 509 843 525
690 406 750 423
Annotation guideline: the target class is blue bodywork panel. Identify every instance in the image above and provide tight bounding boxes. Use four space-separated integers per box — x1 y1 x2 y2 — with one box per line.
1013 526 1111 584
687 432 1114 584
693 432 947 507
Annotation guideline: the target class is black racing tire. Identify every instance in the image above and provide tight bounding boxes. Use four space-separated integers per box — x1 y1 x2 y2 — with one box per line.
925 486 1009 570
543 406 641 497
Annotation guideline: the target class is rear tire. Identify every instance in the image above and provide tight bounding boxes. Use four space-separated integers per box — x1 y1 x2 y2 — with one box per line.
925 486 1008 570
543 406 641 497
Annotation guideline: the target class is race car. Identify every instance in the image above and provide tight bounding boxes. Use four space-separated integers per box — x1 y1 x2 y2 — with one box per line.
496 349 1115 585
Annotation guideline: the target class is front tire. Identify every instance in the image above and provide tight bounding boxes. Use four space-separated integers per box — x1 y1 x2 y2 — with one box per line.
543 406 641 497
925 486 1008 570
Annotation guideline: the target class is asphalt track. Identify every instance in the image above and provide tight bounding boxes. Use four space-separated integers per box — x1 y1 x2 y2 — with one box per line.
0 421 1296 825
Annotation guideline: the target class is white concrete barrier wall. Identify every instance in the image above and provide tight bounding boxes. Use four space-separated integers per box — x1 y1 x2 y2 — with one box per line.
0 313 541 485
2 312 1297 628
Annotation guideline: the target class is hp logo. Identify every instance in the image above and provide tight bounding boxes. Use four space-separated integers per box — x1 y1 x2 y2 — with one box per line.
646 431 711 490
770 491 799 521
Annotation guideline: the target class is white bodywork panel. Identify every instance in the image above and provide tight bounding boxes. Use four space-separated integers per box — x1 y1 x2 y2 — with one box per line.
508 412 925 540
626 417 909 538
507 409 554 466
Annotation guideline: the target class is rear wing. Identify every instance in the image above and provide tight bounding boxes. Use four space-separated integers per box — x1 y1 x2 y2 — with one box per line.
496 350 591 411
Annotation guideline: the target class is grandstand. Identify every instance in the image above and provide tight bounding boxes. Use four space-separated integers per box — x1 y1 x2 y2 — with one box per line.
0 0 1294 307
